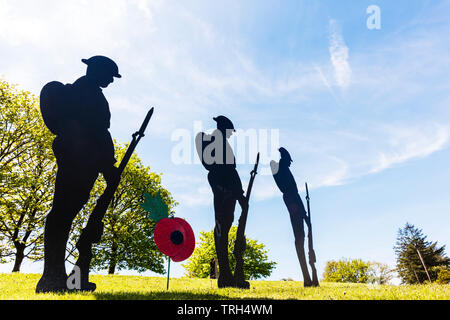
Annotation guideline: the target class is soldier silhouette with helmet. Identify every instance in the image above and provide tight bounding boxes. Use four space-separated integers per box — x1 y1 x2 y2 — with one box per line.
36 56 121 293
271 147 314 287
196 116 247 288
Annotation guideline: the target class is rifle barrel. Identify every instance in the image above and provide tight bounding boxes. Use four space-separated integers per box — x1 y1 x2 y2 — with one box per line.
305 182 319 286
138 107 154 136
245 153 260 201
233 152 260 287
118 107 154 174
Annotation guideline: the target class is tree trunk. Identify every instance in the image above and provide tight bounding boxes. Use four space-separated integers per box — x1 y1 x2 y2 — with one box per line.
108 242 118 275
108 262 116 275
12 243 25 272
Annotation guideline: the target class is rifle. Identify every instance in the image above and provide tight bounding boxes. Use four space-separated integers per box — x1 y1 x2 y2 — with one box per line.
233 153 260 289
74 107 154 286
305 182 319 286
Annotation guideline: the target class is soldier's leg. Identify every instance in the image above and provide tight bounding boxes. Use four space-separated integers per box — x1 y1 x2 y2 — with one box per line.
36 164 98 293
213 191 235 288
73 179 115 292
284 194 313 287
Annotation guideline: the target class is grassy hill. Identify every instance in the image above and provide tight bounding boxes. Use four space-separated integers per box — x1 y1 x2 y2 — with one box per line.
0 273 448 300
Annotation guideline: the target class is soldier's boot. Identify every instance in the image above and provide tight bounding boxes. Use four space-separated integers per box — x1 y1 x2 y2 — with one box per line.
216 247 234 288
217 266 234 288
234 278 250 289
36 257 68 294
295 239 313 287
232 237 250 289
36 275 68 293
214 226 234 288
71 229 97 292
68 258 96 292
67 265 96 292
36 212 70 293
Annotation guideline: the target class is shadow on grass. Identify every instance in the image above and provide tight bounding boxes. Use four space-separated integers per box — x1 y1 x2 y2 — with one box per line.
93 290 234 300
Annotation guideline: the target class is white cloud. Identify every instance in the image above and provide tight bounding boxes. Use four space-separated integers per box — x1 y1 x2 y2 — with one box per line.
133 0 162 20
329 19 352 89
320 157 349 187
369 124 450 174
0 0 129 50
177 187 211 208
280 123 450 194
162 173 211 208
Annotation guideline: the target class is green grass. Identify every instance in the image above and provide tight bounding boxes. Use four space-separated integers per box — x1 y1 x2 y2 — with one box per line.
0 273 448 300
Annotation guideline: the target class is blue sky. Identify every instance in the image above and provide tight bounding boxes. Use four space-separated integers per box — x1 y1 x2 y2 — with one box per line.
1 0 449 283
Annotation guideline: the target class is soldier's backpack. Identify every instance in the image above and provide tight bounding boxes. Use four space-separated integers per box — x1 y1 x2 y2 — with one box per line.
40 81 73 135
195 132 217 171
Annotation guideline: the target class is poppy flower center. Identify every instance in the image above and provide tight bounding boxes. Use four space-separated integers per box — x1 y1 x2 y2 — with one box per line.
170 230 184 245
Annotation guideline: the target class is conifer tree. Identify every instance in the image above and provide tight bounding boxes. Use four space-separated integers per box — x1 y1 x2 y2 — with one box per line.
394 223 450 284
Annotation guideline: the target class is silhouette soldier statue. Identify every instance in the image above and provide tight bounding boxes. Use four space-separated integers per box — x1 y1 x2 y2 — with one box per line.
271 147 317 287
195 116 247 288
36 56 121 293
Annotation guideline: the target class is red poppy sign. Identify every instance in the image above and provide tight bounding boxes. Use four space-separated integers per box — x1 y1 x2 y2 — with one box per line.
154 217 195 262
140 191 195 262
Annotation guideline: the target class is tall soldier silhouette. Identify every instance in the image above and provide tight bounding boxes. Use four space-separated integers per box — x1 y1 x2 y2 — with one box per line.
195 116 247 288
270 147 313 287
36 56 121 293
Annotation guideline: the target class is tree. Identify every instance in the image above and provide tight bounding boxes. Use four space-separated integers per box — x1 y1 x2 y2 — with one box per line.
0 80 41 178
431 266 450 284
368 262 394 285
322 259 372 283
394 223 450 284
65 142 177 275
323 259 395 284
0 79 56 271
183 227 276 280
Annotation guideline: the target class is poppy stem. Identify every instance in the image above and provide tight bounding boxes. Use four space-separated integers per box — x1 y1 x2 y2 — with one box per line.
166 257 171 290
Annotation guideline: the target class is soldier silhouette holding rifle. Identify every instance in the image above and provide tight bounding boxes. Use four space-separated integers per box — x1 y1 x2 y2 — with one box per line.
36 56 121 293
196 116 247 288
271 147 314 287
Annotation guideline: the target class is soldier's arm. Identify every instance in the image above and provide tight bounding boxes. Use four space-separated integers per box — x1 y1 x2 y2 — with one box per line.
229 169 248 209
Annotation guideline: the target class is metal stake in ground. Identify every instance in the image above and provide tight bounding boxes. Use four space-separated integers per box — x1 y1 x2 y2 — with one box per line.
167 257 171 290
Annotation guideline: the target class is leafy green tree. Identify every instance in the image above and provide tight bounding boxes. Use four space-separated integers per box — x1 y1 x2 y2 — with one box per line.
432 266 450 284
394 223 450 284
0 80 42 177
0 79 56 272
322 259 373 283
183 227 276 280
66 142 177 275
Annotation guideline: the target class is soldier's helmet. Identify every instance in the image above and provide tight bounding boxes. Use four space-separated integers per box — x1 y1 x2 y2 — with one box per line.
213 115 236 132
279 147 293 163
82 56 122 78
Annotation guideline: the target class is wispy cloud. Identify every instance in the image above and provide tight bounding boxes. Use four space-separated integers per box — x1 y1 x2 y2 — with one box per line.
369 124 450 174
162 173 211 208
314 64 342 105
329 19 352 89
280 123 450 194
